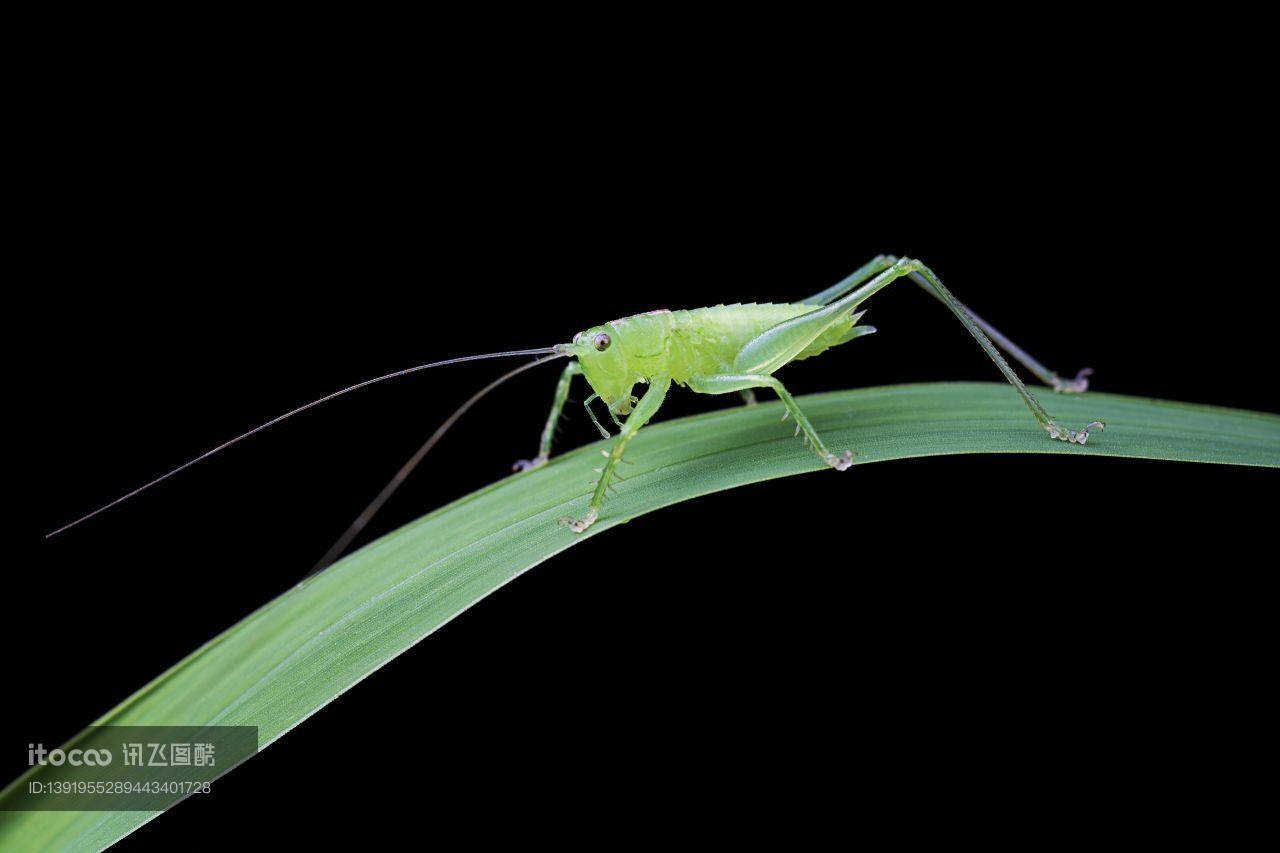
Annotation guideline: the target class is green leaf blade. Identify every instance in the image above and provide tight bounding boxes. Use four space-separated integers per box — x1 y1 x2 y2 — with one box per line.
7 383 1277 850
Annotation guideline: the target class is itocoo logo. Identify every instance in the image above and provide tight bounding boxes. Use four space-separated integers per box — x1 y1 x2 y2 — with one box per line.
28 743 113 766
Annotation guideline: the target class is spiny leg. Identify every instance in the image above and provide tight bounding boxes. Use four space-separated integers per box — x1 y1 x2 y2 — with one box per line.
562 374 672 533
514 360 582 471
687 373 853 470
836 258 1104 444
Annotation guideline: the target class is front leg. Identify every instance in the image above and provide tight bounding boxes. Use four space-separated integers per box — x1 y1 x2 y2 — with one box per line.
687 373 854 471
514 360 582 471
562 374 671 533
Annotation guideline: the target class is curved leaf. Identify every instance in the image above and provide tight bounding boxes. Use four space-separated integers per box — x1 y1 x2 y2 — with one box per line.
7 383 1278 850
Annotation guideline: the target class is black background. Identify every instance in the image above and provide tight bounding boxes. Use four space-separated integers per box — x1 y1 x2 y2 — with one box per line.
20 31 1278 848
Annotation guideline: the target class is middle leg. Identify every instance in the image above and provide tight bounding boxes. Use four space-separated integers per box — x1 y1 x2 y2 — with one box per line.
687 373 854 470
823 257 1104 444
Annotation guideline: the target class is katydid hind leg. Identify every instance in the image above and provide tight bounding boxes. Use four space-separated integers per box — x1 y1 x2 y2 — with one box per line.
687 373 854 470
562 375 672 533
514 360 582 471
828 258 1105 444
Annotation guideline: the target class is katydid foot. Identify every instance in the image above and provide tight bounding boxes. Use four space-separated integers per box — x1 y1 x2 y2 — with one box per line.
560 508 598 533
825 450 855 471
1046 421 1105 445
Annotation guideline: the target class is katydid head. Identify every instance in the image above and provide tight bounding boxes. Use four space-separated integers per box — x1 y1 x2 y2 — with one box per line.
567 324 636 415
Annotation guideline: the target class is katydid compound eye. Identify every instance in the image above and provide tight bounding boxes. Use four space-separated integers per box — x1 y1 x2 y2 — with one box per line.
593 333 611 351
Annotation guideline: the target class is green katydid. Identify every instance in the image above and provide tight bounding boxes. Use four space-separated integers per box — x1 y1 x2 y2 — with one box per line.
521 254 1101 532
47 255 1102 564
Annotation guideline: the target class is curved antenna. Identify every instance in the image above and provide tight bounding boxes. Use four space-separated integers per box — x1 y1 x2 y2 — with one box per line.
46 347 560 539
306 352 565 576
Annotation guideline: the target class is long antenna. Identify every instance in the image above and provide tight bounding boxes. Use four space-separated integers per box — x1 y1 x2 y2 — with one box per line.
46 347 561 539
306 352 564 576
